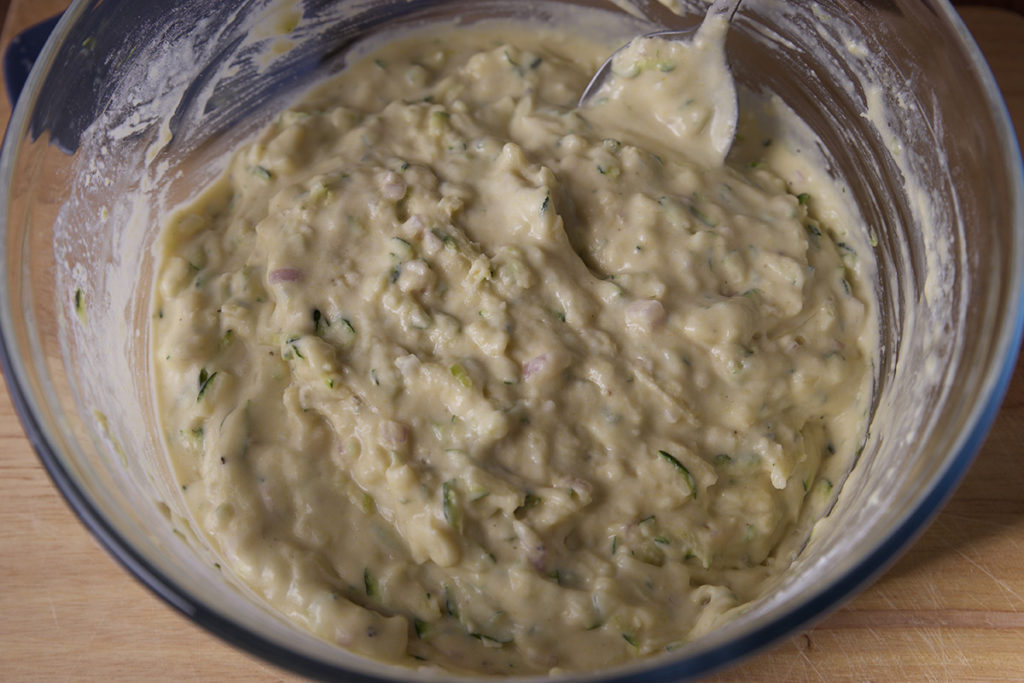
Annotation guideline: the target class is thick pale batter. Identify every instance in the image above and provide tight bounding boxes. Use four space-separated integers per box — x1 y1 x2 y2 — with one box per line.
152 18 874 676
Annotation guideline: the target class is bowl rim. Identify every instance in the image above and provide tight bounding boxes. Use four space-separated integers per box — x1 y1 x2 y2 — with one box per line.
1 0 1022 680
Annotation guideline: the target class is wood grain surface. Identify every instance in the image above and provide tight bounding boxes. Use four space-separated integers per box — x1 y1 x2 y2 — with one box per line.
1 2 1022 680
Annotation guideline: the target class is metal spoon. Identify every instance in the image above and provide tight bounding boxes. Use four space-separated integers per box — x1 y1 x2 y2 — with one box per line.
578 0 743 164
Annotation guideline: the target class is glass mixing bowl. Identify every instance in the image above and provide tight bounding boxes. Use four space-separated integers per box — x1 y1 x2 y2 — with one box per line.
1 0 1021 680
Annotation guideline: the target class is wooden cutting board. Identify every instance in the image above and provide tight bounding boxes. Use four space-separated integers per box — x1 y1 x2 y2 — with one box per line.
1 2 1022 679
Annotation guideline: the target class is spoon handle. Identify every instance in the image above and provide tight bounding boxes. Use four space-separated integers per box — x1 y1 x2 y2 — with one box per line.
709 0 743 22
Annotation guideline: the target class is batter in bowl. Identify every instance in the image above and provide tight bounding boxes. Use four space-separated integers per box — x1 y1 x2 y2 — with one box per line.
152 16 874 676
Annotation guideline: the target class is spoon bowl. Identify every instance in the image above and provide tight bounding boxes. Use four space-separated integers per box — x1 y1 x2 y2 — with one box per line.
578 0 742 165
